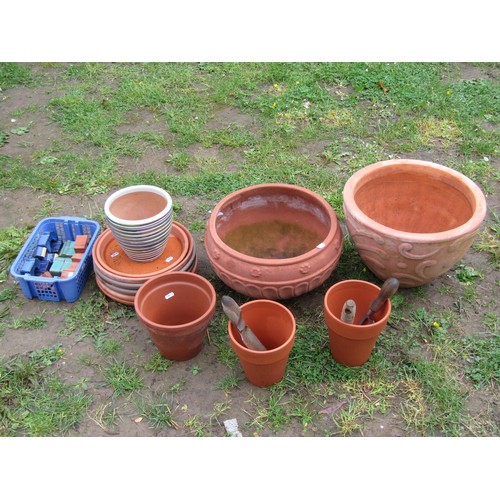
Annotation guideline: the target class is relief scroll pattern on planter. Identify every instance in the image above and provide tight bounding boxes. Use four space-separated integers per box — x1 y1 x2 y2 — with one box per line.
345 216 482 288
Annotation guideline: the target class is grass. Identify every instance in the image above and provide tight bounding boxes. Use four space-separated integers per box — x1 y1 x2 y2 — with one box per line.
0 346 91 436
0 62 498 437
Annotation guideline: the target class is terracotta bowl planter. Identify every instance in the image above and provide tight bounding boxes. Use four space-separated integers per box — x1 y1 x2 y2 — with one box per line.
205 183 343 300
343 159 487 287
324 280 392 366
134 272 216 360
228 299 296 387
104 185 174 262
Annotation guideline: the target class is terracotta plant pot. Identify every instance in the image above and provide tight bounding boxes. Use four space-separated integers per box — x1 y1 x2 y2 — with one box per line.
343 159 487 287
228 299 296 387
205 183 343 300
324 280 392 366
104 185 174 262
134 272 216 361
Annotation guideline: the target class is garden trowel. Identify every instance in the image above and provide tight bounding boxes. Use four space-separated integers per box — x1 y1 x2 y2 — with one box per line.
221 295 267 351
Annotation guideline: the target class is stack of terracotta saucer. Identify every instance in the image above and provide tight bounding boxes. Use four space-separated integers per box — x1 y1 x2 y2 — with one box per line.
93 221 197 306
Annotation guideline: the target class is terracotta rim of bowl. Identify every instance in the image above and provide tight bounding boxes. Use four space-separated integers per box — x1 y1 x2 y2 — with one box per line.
343 159 487 243
104 185 173 226
206 183 341 266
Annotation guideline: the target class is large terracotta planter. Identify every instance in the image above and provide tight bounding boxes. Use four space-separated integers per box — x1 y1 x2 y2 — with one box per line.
324 280 391 366
343 159 487 287
205 183 343 299
134 272 216 360
228 299 296 387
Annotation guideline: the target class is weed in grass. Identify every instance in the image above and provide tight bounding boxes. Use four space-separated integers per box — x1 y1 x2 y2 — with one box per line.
0 62 33 88
216 374 240 393
94 337 123 356
399 359 466 435
0 352 91 436
138 394 179 429
10 315 47 330
332 401 364 436
188 220 206 233
0 225 32 275
103 359 144 397
244 388 291 432
483 312 499 334
0 287 16 302
288 396 316 431
460 334 500 388
166 151 191 172
143 352 173 372
183 415 207 436
455 265 483 285
474 210 500 269
209 400 231 426
61 291 108 341
190 365 201 375
29 344 64 367
88 401 121 434
169 380 185 395
34 197 62 220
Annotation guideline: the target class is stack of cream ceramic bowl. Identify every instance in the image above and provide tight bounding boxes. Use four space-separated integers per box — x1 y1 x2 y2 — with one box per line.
104 185 174 262
93 221 198 306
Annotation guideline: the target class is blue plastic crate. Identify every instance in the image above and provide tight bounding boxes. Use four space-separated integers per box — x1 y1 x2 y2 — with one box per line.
10 216 101 302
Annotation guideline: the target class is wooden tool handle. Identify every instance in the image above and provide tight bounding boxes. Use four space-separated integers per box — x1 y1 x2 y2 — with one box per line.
369 277 399 314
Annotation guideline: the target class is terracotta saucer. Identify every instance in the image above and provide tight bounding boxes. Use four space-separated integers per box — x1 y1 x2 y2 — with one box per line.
93 223 189 279
95 275 135 306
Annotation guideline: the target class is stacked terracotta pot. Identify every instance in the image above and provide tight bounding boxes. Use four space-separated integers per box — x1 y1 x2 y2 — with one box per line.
94 185 197 305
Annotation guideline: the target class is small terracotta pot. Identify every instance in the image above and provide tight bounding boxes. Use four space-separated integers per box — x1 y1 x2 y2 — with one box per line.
134 272 216 361
104 185 174 262
228 299 296 387
323 280 391 366
343 159 487 287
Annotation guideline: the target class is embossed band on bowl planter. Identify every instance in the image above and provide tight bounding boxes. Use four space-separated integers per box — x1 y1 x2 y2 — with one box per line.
204 183 343 300
343 159 487 287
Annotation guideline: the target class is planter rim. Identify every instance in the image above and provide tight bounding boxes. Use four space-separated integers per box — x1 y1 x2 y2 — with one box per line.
134 272 216 332
324 279 391 335
228 299 296 355
104 184 173 226
343 159 487 242
208 183 339 266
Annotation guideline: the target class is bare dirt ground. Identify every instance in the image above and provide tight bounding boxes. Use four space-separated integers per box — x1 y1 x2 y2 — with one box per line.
1 63 499 438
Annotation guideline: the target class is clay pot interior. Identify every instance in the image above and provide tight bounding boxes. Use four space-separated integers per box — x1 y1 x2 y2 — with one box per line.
324 280 392 367
134 272 216 361
105 185 172 225
353 166 479 234
324 280 391 327
229 300 296 351
139 281 213 327
215 189 331 259
228 299 296 387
